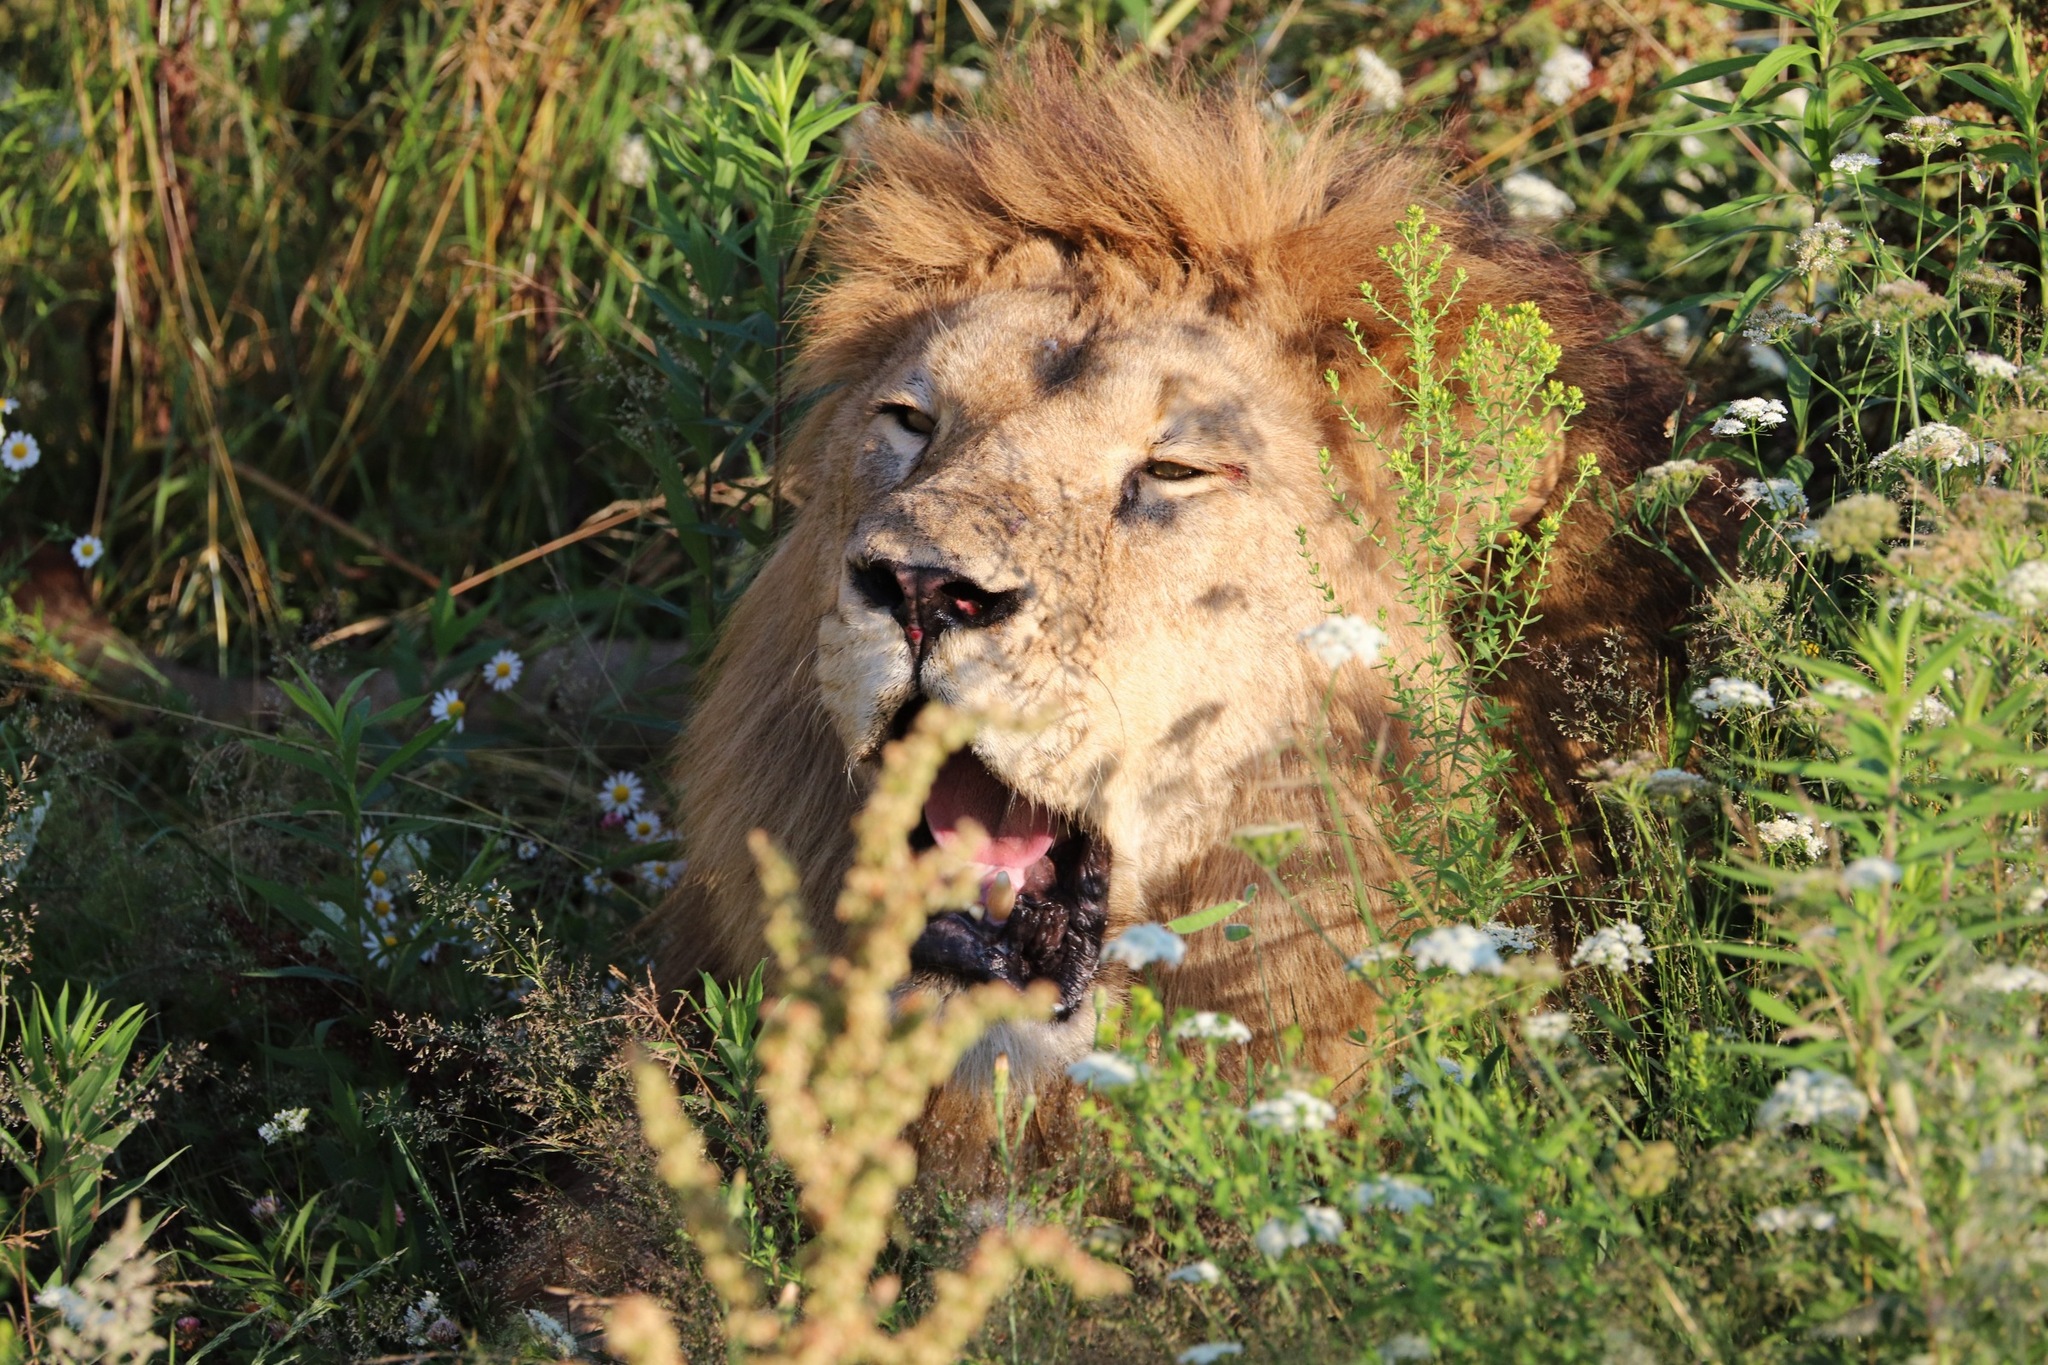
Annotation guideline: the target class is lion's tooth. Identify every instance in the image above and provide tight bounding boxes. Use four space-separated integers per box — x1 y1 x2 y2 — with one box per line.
984 869 1018 924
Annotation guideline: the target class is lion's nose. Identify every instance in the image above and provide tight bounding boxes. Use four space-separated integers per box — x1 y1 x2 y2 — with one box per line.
849 559 1020 653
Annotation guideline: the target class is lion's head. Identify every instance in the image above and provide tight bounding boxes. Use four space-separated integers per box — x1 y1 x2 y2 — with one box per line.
656 61 1711 1103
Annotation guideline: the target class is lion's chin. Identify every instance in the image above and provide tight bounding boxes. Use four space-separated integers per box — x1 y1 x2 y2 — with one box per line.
893 709 1110 1020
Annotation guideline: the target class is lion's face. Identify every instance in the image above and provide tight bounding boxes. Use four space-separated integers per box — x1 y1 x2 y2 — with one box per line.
813 287 1403 1026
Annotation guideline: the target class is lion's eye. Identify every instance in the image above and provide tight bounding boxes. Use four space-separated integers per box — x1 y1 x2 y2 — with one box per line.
1143 459 1206 481
884 404 937 437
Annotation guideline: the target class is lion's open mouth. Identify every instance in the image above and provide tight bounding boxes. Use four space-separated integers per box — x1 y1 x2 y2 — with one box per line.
905 734 1109 1018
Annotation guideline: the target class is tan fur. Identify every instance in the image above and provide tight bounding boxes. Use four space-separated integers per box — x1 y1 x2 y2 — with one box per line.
653 56 1719 1157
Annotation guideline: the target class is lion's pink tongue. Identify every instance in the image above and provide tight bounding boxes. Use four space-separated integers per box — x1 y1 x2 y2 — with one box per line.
924 750 1059 872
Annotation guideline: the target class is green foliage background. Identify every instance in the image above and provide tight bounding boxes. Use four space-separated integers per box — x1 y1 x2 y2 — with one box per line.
0 0 2045 1360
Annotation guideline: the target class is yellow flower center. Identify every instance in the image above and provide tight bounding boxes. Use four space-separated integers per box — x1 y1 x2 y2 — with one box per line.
612 785 631 802
493 662 510 677
447 699 466 718
364 840 382 860
370 868 388 887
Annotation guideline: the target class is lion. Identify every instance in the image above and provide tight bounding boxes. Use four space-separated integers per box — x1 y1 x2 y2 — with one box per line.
653 58 1718 1156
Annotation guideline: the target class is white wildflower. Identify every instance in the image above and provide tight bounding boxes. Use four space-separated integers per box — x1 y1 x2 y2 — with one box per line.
2002 560 2048 613
524 1308 580 1357
1380 1334 1436 1362
1793 222 1855 273
1906 694 1953 728
1393 1057 1468 1107
1977 1135 2048 1180
428 688 466 732
1299 614 1386 668
70 535 105 569
482 648 523 692
624 810 666 844
1481 920 1540 954
1245 1088 1336 1133
598 770 646 816
1886 114 1960 154
1177 1345 1245 1364
1691 677 1773 714
1756 1066 1868 1132
1843 856 1901 890
1758 814 1825 860
1409 924 1504 975
362 909 401 964
1753 1203 1837 1234
1534 47 1593 105
1522 1010 1575 1044
363 882 396 915
1831 151 1879 175
1964 350 2020 381
1571 921 1652 973
1067 1051 1141 1090
1173 1011 1252 1044
1253 1217 1307 1256
256 1107 310 1144
581 871 613 897
1967 963 2048 994
1350 1174 1434 1213
612 133 655 188
403 1292 457 1348
1346 943 1404 973
638 858 683 890
1500 170 1575 220
1352 48 1404 113
0 430 37 472
1738 477 1807 518
1875 422 1999 471
1726 396 1790 430
1166 1260 1224 1286
1815 678 1872 703
517 840 540 861
1298 1203 1345 1243
1102 922 1187 970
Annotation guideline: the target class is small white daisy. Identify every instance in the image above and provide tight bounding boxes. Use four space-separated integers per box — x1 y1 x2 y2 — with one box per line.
598 770 646 816
624 810 666 844
364 883 397 915
429 688 466 732
581 870 613 897
0 430 37 473
70 534 105 569
482 648 524 692
639 858 682 890
516 840 540 861
1 397 18 415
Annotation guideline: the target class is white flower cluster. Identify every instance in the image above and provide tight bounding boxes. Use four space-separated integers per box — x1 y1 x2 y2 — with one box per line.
1964 350 2020 381
1758 813 1825 861
1481 920 1541 954
1756 1066 1868 1133
1793 222 1855 274
1842 856 1901 891
1571 920 1651 973
613 133 655 188
1172 1011 1252 1044
403 1292 459 1348
2002 560 2048 614
1830 151 1879 174
1874 422 2003 471
1103 922 1187 969
1906 694 1953 729
1737 477 1807 518
257 1106 310 1144
1177 1343 1245 1364
1350 1174 1434 1213
1067 1051 1143 1090
524 1309 580 1357
1409 924 1504 975
1691 677 1773 714
1753 1203 1837 1234
1500 170 1576 221
1977 1135 2048 1180
1886 114 1960 153
360 825 428 915
1639 458 1708 486
1253 1204 1345 1255
1299 614 1387 669
1966 963 2048 995
1379 1334 1436 1362
1352 48 1404 113
1245 1088 1337 1133
1166 1259 1224 1286
1521 1010 1574 1044
1713 396 1790 437
1534 47 1593 105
